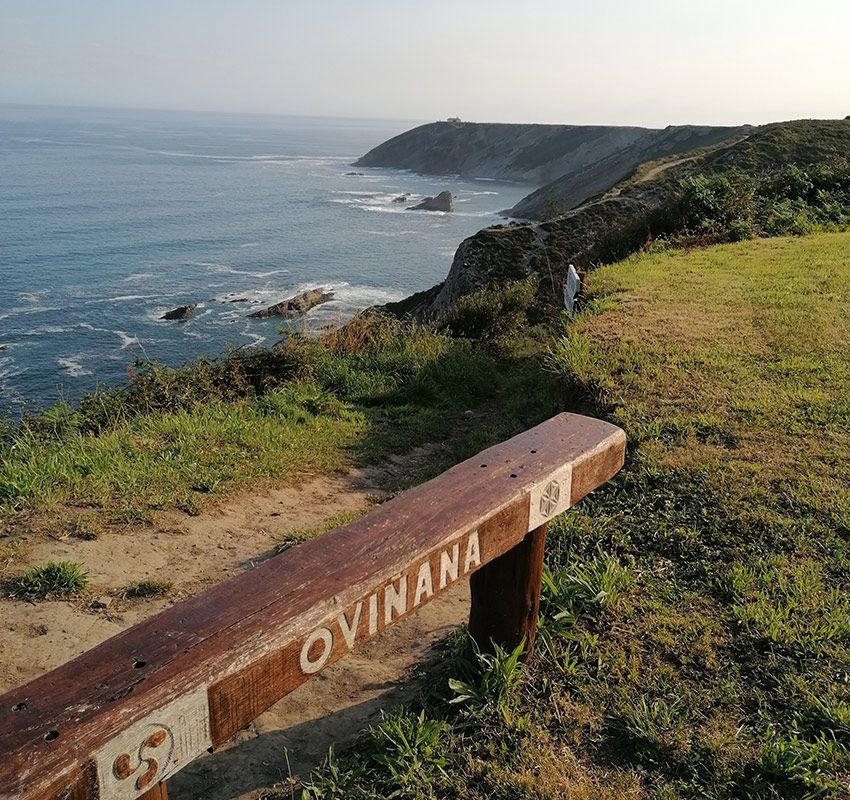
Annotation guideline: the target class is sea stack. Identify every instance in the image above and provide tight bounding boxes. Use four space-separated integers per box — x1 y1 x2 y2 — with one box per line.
161 304 197 321
406 191 454 212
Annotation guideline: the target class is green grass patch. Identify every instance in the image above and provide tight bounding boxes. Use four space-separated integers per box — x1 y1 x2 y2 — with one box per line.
1 308 554 523
11 561 88 599
292 232 850 799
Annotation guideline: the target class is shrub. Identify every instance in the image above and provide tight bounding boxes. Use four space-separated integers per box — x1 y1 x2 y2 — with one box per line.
677 171 756 236
448 639 525 724
434 276 539 350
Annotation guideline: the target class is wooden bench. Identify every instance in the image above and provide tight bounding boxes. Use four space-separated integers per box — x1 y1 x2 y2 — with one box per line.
0 412 625 800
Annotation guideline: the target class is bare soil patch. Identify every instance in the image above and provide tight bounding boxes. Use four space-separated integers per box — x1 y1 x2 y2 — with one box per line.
0 443 469 798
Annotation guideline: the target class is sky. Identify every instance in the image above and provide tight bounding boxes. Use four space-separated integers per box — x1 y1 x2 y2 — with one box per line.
1 0 848 126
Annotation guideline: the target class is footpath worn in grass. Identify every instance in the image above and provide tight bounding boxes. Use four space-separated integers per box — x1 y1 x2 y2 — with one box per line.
298 233 850 799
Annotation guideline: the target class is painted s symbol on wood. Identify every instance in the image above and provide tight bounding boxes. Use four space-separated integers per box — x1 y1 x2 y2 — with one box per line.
112 726 172 791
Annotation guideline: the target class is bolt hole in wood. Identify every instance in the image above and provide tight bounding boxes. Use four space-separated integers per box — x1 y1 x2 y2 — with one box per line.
12 702 26 712
43 731 59 742
510 473 518 478
133 659 147 669
480 463 487 468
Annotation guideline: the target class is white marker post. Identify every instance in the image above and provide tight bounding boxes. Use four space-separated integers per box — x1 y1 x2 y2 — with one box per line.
564 264 580 314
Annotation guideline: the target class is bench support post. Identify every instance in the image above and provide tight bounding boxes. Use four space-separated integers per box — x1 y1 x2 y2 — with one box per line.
139 782 168 800
468 523 547 657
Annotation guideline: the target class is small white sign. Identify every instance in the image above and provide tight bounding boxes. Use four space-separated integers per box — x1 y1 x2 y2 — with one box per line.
564 264 580 314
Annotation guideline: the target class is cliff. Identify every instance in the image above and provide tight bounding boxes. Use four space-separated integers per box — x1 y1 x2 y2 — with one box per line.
355 121 652 184
383 119 850 320
355 121 750 217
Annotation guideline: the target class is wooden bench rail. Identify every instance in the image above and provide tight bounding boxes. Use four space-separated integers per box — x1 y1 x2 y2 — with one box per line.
0 413 625 800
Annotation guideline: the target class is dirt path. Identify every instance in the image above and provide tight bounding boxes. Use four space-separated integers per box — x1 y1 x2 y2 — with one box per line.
0 444 470 797
171 582 469 799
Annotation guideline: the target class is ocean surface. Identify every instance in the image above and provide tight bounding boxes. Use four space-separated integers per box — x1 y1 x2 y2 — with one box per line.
0 105 533 414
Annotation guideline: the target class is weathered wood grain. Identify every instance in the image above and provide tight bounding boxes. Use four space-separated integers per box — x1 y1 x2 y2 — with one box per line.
138 783 167 800
468 523 547 655
0 413 625 800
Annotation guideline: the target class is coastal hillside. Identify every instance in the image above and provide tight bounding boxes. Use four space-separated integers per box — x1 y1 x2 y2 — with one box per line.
355 120 749 208
385 119 850 319
301 232 850 799
506 123 752 219
357 121 652 184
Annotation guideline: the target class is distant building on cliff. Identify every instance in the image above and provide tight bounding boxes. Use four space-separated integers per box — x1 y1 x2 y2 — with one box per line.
446 117 462 124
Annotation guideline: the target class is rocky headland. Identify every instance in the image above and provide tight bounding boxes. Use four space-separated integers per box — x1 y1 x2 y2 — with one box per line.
379 119 850 320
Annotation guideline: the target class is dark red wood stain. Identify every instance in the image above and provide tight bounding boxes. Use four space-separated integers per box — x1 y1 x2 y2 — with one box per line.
0 412 625 800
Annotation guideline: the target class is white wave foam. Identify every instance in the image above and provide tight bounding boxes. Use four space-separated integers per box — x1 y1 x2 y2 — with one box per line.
155 151 350 167
192 261 289 279
0 356 25 381
0 306 61 320
124 273 153 283
115 331 140 350
57 356 92 378
17 290 50 303
240 242 260 248
241 330 266 347
85 294 159 305
323 282 405 307
22 325 68 336
216 288 284 305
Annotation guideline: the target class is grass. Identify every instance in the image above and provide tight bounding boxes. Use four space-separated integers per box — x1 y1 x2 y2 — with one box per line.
294 232 850 799
11 561 88 599
6 229 850 796
122 579 171 599
277 508 373 553
0 309 554 528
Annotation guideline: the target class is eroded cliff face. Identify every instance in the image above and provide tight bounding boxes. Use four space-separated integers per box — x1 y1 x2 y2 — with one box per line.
355 121 653 184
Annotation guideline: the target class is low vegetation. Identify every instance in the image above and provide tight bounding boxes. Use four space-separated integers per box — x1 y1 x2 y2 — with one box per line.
122 579 171 599
0 306 551 523
293 232 850 799
11 561 88 599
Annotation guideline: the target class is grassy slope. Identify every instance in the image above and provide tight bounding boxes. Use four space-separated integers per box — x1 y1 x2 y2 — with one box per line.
0 319 553 551
550 232 850 797
300 232 850 799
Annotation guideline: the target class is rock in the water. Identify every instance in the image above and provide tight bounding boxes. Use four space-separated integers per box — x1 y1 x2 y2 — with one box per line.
0 344 7 352
345 171 365 176
391 194 409 204
406 191 454 212
248 288 335 319
161 304 197 321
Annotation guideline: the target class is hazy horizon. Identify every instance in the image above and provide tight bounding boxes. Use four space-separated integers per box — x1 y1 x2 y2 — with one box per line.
2 1 848 127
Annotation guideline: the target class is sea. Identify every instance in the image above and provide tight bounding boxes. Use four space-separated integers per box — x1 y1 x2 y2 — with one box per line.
0 105 533 414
